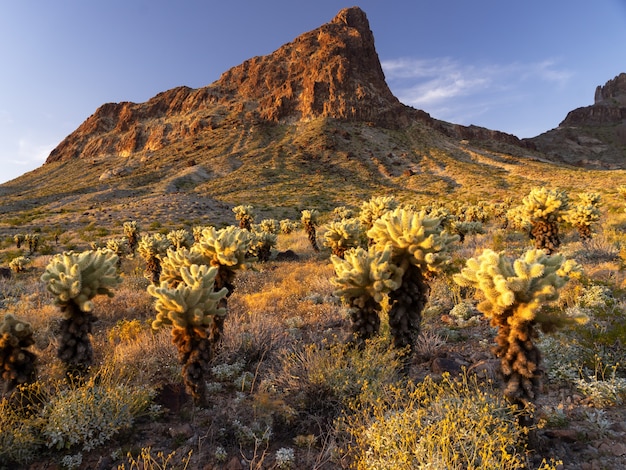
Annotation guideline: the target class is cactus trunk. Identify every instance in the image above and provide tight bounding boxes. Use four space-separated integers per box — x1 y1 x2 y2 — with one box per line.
348 297 380 348
530 220 560 254
172 327 213 406
58 303 96 377
0 332 37 394
387 264 429 356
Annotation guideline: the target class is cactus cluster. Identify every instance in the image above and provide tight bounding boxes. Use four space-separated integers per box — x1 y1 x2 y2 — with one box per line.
368 208 458 354
9 256 30 273
301 209 320 252
454 249 581 406
0 314 37 393
358 196 398 231
167 229 194 250
323 218 366 258
41 250 121 375
564 192 601 240
520 187 569 253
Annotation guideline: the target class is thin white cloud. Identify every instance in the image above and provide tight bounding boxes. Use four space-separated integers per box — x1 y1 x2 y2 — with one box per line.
381 56 572 135
14 138 53 166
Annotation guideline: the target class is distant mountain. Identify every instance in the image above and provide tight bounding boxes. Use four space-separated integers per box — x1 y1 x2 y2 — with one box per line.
528 73 626 169
45 6 528 165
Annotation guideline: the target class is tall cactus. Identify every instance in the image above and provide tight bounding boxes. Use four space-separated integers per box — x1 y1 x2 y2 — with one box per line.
0 314 37 393
301 209 320 252
454 249 581 408
149 264 228 405
368 208 458 356
41 250 121 376
331 245 403 347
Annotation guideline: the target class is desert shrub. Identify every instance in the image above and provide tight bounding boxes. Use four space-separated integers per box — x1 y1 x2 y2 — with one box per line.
340 373 531 470
118 446 193 470
42 366 153 452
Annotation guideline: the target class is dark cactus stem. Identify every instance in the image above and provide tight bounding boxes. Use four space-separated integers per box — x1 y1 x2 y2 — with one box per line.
347 297 380 349
387 264 429 362
530 219 560 254
58 302 96 378
146 256 162 285
239 217 252 231
0 333 37 394
172 327 212 406
128 233 139 253
492 314 542 409
209 266 235 353
304 222 319 252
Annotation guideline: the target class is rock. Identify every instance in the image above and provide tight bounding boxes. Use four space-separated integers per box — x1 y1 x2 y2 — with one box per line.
431 356 463 375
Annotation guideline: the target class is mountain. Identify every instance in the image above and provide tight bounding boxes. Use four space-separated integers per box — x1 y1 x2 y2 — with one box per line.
1 7 625 233
528 73 626 169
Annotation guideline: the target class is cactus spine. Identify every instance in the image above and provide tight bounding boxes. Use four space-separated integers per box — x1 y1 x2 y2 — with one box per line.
41 250 121 376
454 249 581 407
301 209 320 252
0 314 37 393
367 208 458 356
331 245 403 347
149 264 228 405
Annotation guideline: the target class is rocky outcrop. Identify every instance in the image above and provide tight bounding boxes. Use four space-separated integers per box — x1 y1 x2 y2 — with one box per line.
529 73 626 168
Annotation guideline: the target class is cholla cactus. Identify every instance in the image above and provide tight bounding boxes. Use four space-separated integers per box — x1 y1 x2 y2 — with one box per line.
368 208 459 355
0 314 37 393
331 245 403 347
248 230 277 262
454 249 581 407
359 195 398 230
106 238 129 267
138 234 172 284
149 264 228 405
332 206 355 221
41 250 121 376
233 205 255 230
301 209 320 252
258 219 279 234
279 219 297 234
506 205 531 233
9 256 30 273
13 234 25 249
323 218 366 258
564 192 601 240
520 187 569 253
123 221 140 253
450 220 484 243
167 229 194 250
193 226 253 346
24 233 39 254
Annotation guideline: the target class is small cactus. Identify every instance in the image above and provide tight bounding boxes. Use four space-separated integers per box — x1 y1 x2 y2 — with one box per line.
454 249 582 407
9 256 30 273
279 219 297 234
138 234 172 284
0 314 37 393
301 209 320 252
106 238 129 267
41 250 121 376
233 205 255 230
149 264 228 405
359 196 398 231
123 221 140 253
13 234 25 249
248 230 277 262
564 192 601 240
167 229 194 250
24 234 39 254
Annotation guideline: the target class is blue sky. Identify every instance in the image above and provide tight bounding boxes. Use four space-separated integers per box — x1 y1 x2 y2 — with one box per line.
1 0 625 184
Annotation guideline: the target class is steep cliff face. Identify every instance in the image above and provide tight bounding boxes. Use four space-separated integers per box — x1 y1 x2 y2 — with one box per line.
528 73 626 168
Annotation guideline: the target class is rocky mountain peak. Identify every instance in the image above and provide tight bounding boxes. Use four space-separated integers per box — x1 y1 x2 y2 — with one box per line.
594 72 626 106
46 6 410 164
